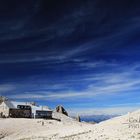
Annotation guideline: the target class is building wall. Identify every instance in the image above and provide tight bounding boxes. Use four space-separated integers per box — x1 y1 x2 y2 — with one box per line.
0 102 9 117
9 108 31 118
35 110 52 119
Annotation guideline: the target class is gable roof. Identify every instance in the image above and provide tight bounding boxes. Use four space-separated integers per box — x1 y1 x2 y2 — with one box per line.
4 100 15 108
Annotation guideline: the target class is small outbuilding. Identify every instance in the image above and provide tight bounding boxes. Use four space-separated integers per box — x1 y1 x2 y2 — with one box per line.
31 105 52 119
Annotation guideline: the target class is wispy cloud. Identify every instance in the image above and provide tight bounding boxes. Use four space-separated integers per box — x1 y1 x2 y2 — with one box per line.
8 77 140 101
0 43 93 64
78 60 119 69
68 106 140 116
7 62 140 101
0 84 16 93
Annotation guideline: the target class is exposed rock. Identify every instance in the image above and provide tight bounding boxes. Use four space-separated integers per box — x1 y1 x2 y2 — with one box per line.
77 115 81 122
0 96 8 104
55 105 68 116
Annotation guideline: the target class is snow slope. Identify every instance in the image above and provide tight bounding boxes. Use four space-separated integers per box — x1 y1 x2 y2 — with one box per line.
0 110 140 140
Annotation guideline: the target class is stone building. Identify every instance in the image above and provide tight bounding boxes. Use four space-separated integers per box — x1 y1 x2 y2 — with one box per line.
0 97 52 118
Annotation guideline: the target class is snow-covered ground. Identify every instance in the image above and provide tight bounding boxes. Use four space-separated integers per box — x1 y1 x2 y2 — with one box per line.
0 110 140 140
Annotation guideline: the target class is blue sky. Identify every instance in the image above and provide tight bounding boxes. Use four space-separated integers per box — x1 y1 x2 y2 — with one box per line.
0 0 140 115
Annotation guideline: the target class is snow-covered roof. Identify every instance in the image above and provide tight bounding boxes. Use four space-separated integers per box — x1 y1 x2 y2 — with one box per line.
4 100 52 113
4 100 15 108
31 105 52 114
10 101 29 108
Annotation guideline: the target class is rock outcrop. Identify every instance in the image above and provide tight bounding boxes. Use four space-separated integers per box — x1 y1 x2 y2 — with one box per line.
76 115 81 122
55 105 68 116
0 96 8 104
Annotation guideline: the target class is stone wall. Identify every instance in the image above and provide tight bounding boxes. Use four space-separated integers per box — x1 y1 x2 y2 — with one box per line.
0 102 9 117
